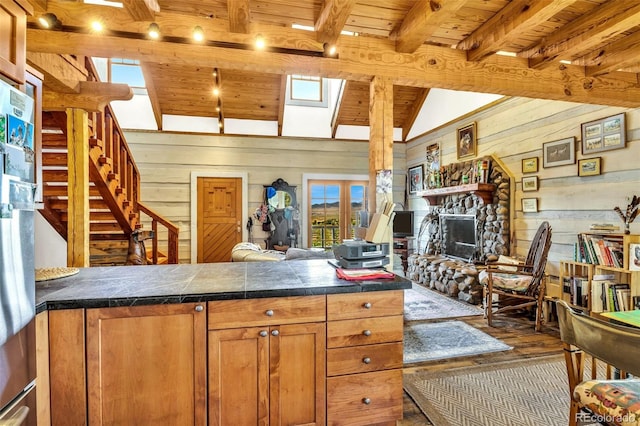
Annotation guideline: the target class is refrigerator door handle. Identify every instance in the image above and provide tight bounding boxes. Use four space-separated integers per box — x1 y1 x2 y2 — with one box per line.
0 406 29 426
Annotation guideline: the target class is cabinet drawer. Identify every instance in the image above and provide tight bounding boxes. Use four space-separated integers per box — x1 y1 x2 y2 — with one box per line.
327 369 403 426
327 342 403 376
327 291 403 320
327 315 403 348
208 295 326 329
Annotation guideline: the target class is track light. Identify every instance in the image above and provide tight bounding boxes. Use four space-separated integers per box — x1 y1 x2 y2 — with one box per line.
193 26 204 42
38 13 61 29
255 34 265 50
147 23 160 39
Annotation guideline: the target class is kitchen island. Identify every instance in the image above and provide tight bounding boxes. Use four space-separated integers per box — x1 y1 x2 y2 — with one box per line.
36 260 411 426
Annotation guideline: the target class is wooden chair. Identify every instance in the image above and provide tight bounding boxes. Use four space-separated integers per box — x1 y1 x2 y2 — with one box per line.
556 300 640 426
479 221 552 331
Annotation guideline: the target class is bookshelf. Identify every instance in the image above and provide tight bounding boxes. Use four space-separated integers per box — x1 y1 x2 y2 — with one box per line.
556 232 640 316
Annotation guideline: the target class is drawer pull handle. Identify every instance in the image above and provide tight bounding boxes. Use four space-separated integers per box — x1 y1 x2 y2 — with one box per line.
265 309 274 317
271 329 280 336
363 330 372 336
362 398 371 405
363 302 372 309
259 330 268 337
362 357 371 364
194 305 204 312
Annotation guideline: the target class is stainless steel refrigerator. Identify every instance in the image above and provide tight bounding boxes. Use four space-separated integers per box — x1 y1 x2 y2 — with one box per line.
0 76 37 425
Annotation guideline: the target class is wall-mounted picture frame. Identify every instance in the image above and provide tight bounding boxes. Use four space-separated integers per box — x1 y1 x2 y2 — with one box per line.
629 243 640 271
457 122 476 160
543 137 575 168
578 157 601 177
522 198 538 213
408 165 424 194
425 142 440 189
522 157 538 174
581 113 625 155
522 176 538 192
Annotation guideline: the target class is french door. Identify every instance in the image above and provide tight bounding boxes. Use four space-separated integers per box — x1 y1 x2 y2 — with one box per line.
308 180 368 248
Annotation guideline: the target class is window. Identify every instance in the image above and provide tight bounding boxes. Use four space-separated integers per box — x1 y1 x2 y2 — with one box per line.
308 180 368 248
286 75 329 107
109 58 146 90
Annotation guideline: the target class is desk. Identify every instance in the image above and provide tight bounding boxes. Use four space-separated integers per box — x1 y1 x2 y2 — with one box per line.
601 310 640 328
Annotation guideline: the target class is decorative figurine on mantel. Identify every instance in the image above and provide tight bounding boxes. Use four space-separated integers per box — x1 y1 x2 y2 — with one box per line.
614 195 639 234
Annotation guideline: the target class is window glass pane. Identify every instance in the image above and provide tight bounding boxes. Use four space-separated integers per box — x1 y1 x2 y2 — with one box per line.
291 76 322 101
111 63 146 88
310 184 340 248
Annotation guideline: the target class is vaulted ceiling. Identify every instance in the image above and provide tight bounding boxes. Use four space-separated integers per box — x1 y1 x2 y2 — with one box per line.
24 0 640 140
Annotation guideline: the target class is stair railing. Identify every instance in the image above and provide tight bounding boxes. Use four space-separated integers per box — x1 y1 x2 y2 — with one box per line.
138 202 180 264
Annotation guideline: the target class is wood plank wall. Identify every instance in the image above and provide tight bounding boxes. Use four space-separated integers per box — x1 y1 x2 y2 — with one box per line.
124 131 408 263
406 97 640 277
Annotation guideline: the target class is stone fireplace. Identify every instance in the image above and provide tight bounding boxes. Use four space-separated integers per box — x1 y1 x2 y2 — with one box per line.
407 156 512 304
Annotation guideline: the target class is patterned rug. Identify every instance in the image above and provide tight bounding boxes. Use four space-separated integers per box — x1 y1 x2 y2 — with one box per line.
404 283 482 321
403 320 512 364
403 356 570 426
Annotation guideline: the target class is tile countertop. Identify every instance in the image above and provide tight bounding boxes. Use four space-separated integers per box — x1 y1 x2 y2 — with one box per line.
35 259 412 312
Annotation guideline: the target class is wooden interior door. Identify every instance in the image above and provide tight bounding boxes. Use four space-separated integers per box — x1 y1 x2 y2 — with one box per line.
197 177 242 263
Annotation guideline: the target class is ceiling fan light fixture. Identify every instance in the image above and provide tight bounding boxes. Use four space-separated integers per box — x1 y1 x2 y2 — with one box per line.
147 22 160 39
38 13 61 29
193 26 204 42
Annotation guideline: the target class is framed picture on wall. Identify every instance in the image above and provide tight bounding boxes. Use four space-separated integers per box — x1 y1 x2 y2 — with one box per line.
578 157 601 177
581 113 625 154
543 137 575 168
408 165 424 194
522 176 538 192
457 122 476 160
522 198 538 213
522 157 538 173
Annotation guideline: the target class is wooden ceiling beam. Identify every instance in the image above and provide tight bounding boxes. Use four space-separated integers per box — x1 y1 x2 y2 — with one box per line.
43 81 133 111
524 0 640 69
460 0 568 62
315 0 356 45
26 27 640 108
277 74 286 136
391 0 466 54
401 87 429 141
583 30 640 77
26 51 87 93
227 0 251 34
121 0 159 22
27 5 324 53
139 62 162 130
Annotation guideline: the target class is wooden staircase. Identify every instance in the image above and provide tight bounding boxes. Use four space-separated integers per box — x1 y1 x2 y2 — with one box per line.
39 105 179 266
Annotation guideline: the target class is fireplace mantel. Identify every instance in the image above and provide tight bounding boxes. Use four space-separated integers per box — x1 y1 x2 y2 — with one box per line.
417 183 497 205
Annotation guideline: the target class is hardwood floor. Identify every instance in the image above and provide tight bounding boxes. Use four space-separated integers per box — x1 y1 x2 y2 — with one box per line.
398 309 563 425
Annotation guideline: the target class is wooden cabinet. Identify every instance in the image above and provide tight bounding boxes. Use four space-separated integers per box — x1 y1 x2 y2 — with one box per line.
208 296 326 425
86 303 207 425
326 290 404 426
0 0 29 84
40 304 207 425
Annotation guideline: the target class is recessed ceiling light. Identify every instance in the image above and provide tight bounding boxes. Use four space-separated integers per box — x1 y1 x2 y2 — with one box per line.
38 13 61 29
255 35 265 50
213 88 220 96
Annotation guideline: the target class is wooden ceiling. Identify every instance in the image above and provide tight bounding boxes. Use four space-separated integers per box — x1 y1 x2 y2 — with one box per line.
24 0 640 140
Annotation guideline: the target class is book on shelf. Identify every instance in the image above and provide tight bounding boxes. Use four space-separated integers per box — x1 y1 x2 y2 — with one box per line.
590 274 615 313
576 233 625 267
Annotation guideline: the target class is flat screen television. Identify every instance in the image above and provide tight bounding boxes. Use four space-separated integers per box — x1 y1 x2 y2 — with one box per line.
393 211 414 237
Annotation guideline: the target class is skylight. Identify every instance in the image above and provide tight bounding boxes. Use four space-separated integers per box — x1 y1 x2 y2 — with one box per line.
84 0 123 7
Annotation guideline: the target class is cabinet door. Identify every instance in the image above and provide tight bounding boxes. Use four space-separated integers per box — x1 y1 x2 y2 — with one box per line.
86 303 207 425
208 327 269 426
0 0 26 83
270 322 326 426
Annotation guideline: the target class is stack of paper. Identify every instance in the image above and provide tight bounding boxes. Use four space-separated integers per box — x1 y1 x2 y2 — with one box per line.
336 268 395 281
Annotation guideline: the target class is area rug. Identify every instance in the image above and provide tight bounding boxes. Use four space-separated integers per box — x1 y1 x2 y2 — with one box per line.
403 320 512 364
404 356 571 426
404 283 482 321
